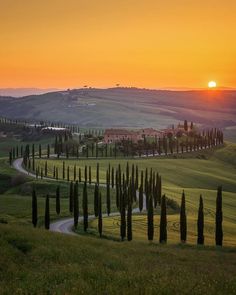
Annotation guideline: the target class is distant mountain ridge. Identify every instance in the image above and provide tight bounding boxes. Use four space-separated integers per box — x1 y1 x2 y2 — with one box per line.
0 87 235 129
0 88 61 97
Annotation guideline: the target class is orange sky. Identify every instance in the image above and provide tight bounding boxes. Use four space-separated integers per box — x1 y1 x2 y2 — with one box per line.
0 0 236 89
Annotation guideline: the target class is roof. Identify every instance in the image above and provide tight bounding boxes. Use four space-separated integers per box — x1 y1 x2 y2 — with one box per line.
104 129 139 136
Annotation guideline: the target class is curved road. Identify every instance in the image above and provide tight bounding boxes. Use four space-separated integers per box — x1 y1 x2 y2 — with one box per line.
13 158 146 236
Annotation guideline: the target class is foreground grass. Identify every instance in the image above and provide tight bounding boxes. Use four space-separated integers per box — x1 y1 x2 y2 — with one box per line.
1 224 236 295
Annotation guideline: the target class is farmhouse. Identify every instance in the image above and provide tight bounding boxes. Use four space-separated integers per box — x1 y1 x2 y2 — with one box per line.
104 129 142 143
140 128 164 138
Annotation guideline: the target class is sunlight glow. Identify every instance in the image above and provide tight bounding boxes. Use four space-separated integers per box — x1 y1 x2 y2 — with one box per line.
208 81 217 88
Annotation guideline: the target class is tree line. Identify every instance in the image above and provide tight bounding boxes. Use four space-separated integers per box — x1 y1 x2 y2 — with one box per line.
31 165 224 246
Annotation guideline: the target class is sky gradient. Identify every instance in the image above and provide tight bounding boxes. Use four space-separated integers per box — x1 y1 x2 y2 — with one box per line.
0 0 236 89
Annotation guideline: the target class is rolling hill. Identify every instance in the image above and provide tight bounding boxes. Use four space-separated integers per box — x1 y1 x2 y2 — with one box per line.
0 88 236 130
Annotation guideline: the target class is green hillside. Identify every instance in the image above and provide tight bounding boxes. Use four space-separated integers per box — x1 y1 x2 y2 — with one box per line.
0 140 236 294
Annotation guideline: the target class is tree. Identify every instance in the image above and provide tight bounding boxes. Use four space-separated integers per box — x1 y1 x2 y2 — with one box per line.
67 166 70 181
111 167 114 188
98 192 103 237
44 161 48 177
180 190 187 243
120 189 126 241
94 183 99 217
215 186 223 246
74 164 76 181
96 163 99 185
45 195 50 230
139 184 143 212
147 193 154 241
32 188 37 227
69 181 74 213
74 181 79 228
184 120 188 132
127 187 132 241
159 195 167 243
106 170 111 216
197 195 204 245
84 165 87 183
47 144 50 158
89 166 92 184
63 161 65 179
83 181 88 231
56 186 60 215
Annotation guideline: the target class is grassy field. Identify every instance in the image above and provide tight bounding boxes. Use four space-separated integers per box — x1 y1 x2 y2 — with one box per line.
0 142 236 294
0 158 117 226
32 143 236 246
1 223 236 295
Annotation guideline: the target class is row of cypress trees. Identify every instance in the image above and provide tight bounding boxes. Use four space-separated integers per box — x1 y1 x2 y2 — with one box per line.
9 125 224 165
32 177 223 246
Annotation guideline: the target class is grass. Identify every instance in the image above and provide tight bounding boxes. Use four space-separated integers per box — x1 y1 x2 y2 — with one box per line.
0 142 236 294
1 223 236 295
33 143 236 246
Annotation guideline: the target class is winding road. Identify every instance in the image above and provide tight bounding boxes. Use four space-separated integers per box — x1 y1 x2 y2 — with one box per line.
13 158 146 236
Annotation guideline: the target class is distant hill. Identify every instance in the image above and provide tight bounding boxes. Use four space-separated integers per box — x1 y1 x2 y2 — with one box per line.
0 87 235 129
0 88 60 97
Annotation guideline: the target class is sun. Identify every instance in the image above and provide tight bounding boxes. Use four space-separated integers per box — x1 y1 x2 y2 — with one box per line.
208 81 217 88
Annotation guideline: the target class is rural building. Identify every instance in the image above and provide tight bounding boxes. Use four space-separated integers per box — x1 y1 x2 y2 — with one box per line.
104 129 142 143
139 128 164 138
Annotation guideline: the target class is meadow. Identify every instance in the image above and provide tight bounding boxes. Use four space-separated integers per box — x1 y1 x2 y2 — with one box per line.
1 141 236 294
32 143 236 246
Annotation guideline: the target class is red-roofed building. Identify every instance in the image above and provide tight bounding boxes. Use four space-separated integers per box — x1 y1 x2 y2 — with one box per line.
104 129 142 143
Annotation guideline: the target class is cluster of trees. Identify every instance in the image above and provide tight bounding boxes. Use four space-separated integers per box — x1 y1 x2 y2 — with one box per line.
31 163 224 246
32 183 223 246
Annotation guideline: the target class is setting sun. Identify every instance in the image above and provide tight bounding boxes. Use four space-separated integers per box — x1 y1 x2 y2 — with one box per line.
208 81 217 88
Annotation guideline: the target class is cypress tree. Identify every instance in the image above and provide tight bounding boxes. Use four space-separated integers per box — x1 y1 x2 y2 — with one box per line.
47 144 50 158
74 181 79 228
120 188 126 241
32 188 37 227
126 162 129 182
215 186 223 246
89 166 92 184
83 181 88 231
106 170 111 216
79 167 81 182
56 186 60 215
69 181 74 213
127 186 132 241
115 169 120 209
96 163 99 185
98 192 103 237
184 120 188 131
180 190 187 243
147 193 154 241
84 165 87 183
197 195 204 245
94 183 99 217
135 165 139 190
44 161 48 177
62 161 65 179
139 184 143 212
45 195 50 230
159 194 167 243
74 164 76 181
111 166 114 188
67 166 70 181
157 176 162 205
